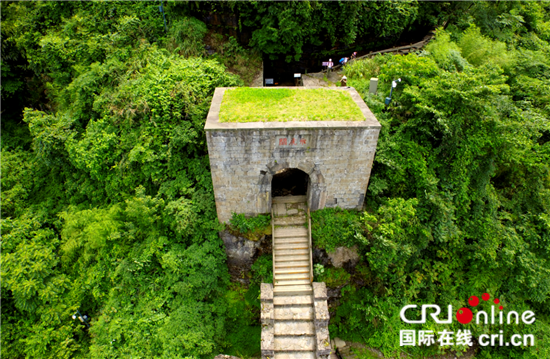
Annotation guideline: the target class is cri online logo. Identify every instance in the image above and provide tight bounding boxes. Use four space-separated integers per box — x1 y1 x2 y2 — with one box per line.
400 293 536 325
457 293 502 324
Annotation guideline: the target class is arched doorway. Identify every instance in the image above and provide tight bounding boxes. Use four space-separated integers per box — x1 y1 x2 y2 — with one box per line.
271 168 309 197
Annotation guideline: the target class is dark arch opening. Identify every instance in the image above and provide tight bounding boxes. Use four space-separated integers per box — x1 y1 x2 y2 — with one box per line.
271 168 309 197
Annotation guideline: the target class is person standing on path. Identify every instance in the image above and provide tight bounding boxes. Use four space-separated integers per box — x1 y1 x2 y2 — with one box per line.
339 57 349 67
341 75 347 87
327 58 333 75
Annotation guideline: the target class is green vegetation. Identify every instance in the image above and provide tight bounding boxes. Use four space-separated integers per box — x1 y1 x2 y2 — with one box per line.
250 254 274 286
330 3 550 358
219 88 364 123
190 1 431 61
1 2 245 358
228 213 271 241
223 283 262 358
311 207 362 252
2 1 549 358
315 267 351 288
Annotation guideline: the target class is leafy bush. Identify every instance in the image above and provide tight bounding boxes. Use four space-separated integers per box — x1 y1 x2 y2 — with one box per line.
311 207 362 252
459 25 515 70
204 34 262 86
344 55 388 80
222 284 261 358
228 213 271 239
424 29 470 72
316 267 351 288
167 17 208 57
250 254 273 285
359 198 427 284
313 263 325 277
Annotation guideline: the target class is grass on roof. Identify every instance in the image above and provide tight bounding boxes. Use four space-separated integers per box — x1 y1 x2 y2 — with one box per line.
218 88 364 122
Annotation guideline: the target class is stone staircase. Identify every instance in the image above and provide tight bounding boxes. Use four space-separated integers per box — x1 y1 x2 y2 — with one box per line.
261 196 331 359
272 195 312 296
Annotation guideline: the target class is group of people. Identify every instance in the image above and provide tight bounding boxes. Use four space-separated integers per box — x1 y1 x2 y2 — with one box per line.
325 52 357 73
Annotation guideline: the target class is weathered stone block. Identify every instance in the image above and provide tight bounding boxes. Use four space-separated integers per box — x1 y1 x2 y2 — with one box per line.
327 245 360 268
260 283 273 302
314 300 330 328
313 282 328 300
261 301 274 325
333 337 347 349
261 323 274 358
316 326 332 356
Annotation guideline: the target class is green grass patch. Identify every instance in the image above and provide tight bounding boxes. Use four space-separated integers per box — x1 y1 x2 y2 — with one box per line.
219 88 364 122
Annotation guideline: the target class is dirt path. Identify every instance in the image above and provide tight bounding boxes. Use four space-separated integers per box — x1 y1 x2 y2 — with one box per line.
302 71 344 87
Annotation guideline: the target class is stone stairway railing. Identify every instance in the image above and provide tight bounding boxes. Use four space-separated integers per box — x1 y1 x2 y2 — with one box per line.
262 195 332 359
261 283 331 359
308 207 313 282
327 32 435 72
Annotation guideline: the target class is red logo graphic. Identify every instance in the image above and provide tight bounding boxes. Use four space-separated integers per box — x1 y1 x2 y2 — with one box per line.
456 293 502 324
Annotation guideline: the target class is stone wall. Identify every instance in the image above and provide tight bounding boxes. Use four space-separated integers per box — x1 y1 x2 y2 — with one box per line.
205 87 381 223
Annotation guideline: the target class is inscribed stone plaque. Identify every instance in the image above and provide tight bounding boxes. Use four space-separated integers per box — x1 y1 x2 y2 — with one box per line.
275 135 310 148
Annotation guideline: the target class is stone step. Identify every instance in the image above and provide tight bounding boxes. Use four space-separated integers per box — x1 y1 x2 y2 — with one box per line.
274 261 310 269
275 254 310 262
274 248 309 256
274 227 308 238
274 335 316 351
274 268 310 275
274 305 314 321
274 238 309 246
274 217 307 226
274 203 307 217
275 243 309 251
273 285 312 296
275 273 310 281
274 321 315 336
273 295 313 306
272 195 307 204
275 279 311 286
274 352 316 359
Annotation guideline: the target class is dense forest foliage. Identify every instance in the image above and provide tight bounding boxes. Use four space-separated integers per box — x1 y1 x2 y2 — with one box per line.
2 1 549 358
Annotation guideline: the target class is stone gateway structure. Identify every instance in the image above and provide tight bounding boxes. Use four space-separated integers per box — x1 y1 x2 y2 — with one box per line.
207 87 380 358
205 87 381 223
